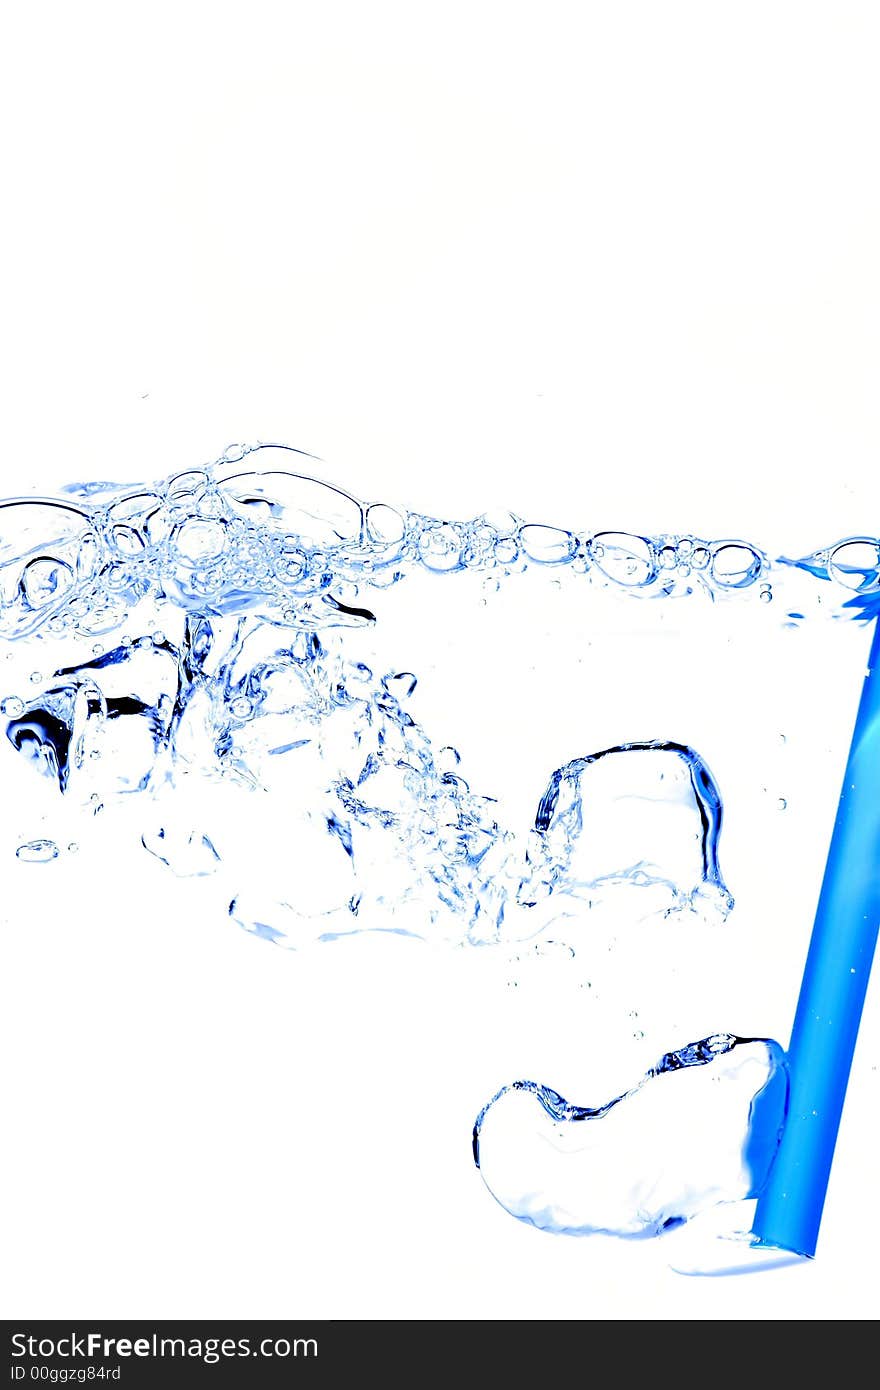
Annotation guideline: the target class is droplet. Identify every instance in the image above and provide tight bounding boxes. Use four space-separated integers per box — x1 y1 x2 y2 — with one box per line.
16 839 59 863
759 583 773 603
0 695 25 717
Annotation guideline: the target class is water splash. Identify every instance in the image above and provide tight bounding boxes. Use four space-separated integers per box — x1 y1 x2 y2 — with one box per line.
473 1034 789 1237
1 444 873 946
0 443 796 648
1 442 873 1249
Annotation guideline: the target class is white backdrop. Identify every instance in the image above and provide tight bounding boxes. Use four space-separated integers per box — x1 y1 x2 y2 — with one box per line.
1 2 879 1321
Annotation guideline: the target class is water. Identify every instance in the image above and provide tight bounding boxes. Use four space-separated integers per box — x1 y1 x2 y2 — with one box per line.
1 442 876 1245
473 1034 788 1237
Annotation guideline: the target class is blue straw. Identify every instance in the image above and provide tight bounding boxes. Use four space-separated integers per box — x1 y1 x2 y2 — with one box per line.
751 615 880 1257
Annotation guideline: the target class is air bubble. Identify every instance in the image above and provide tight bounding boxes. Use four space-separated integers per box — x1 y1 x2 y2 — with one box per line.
519 525 576 566
172 517 228 564
711 543 762 589
111 524 145 556
828 539 880 591
418 524 463 572
366 503 406 545
590 533 655 587
21 557 74 609
691 545 710 570
16 839 59 863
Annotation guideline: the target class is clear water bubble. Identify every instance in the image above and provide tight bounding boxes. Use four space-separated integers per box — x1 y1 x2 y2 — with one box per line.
494 537 520 564
519 525 576 566
172 517 228 564
366 503 406 545
473 1035 787 1237
216 460 364 546
690 545 710 570
589 533 655 587
16 838 60 863
711 543 763 589
110 524 146 556
828 538 880 591
21 557 74 609
418 523 464 572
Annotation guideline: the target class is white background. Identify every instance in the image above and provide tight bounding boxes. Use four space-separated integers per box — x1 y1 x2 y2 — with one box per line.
1 2 879 1321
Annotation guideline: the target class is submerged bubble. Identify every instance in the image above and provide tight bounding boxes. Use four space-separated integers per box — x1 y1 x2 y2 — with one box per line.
711 543 763 589
16 838 59 863
110 524 145 556
828 538 880 592
418 523 464 572
521 741 732 930
589 533 655 587
365 503 406 545
172 517 228 564
519 524 576 566
21 556 74 608
473 1035 788 1237
216 459 364 547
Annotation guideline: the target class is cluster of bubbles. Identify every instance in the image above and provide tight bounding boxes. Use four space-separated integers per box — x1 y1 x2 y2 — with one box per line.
7 443 855 1243
12 442 876 644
